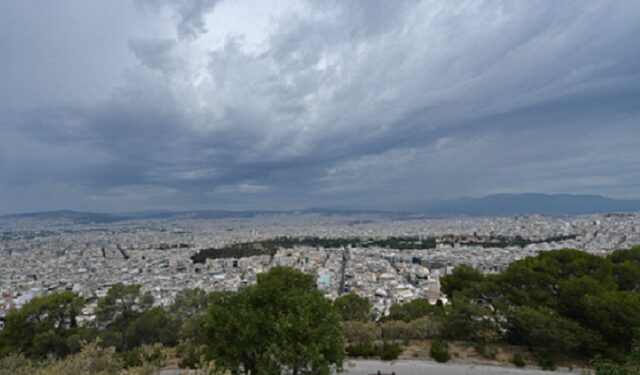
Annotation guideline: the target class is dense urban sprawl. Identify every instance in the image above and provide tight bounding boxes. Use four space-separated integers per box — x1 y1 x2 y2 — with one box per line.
1 212 639 327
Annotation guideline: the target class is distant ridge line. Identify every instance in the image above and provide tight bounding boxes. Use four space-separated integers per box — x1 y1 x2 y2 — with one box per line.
2 193 639 221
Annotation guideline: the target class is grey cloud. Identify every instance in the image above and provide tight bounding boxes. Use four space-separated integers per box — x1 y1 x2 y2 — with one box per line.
129 39 178 73
137 0 223 38
1 0 640 213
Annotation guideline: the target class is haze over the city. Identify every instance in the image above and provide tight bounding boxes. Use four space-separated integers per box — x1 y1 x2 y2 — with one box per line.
1 1 639 214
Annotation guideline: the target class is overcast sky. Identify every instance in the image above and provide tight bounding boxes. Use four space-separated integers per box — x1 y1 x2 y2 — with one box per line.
1 0 639 214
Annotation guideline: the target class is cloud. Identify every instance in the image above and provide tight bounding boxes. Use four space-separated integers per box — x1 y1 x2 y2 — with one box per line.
1 0 639 213
137 0 224 39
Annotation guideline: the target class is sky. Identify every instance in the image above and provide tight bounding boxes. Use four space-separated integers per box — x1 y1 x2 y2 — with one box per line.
1 0 639 214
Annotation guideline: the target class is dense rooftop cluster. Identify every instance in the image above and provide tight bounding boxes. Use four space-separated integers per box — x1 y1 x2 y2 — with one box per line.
1 212 639 324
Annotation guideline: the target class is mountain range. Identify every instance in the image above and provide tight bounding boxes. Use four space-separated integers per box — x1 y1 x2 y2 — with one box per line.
2 194 639 223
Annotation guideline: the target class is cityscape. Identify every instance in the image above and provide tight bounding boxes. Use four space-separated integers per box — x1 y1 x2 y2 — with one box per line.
2 0 639 373
3 211 639 327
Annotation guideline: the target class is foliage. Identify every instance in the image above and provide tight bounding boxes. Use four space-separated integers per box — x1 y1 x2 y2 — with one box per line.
95 283 155 352
342 321 380 344
191 236 439 263
205 266 344 374
0 339 163 375
334 293 372 322
386 298 443 322
443 299 502 343
440 247 640 363
430 340 451 363
95 283 154 328
511 353 526 368
345 341 402 361
380 320 412 340
345 342 377 358
0 291 85 359
406 316 443 339
379 341 402 361
440 265 484 298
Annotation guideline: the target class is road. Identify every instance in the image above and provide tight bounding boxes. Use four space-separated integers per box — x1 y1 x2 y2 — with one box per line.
342 359 585 375
157 359 588 374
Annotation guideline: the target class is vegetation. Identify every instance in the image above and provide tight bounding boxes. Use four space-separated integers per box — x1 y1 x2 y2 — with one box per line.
334 293 373 322
511 353 526 368
441 245 640 366
191 236 441 263
430 340 451 363
386 296 443 322
205 266 344 374
191 235 576 263
3 245 640 373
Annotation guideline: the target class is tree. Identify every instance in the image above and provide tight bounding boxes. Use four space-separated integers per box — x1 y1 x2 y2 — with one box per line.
610 247 640 292
506 305 588 363
0 291 85 359
129 307 178 348
206 266 344 374
498 249 613 308
96 283 153 327
583 291 640 353
169 288 210 320
440 265 484 298
95 283 153 351
333 293 372 322
443 299 502 343
387 298 443 322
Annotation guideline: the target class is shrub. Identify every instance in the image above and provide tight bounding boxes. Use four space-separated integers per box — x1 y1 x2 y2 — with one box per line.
381 320 411 340
379 342 402 361
536 351 556 371
430 340 451 363
511 353 526 368
345 342 377 358
342 321 381 344
407 316 443 339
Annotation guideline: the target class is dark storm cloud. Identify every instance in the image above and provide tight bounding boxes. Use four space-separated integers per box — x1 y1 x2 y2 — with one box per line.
1 0 639 213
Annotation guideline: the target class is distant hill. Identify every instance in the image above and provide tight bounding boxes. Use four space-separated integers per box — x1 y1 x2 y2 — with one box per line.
0 209 127 223
421 193 640 216
1 194 639 222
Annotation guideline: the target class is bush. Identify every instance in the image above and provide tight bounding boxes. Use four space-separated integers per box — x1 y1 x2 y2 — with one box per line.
346 342 377 358
345 341 403 361
430 340 451 363
381 320 411 340
342 321 381 344
536 351 556 371
511 353 526 368
407 316 443 339
379 342 402 361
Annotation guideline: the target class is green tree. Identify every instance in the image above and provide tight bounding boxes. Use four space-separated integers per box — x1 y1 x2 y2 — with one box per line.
498 249 613 308
443 299 502 343
506 305 588 362
169 288 209 320
387 298 443 322
206 266 344 374
129 307 178 348
583 291 640 353
95 283 153 351
0 291 85 359
610 247 640 293
333 293 372 322
440 265 484 298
